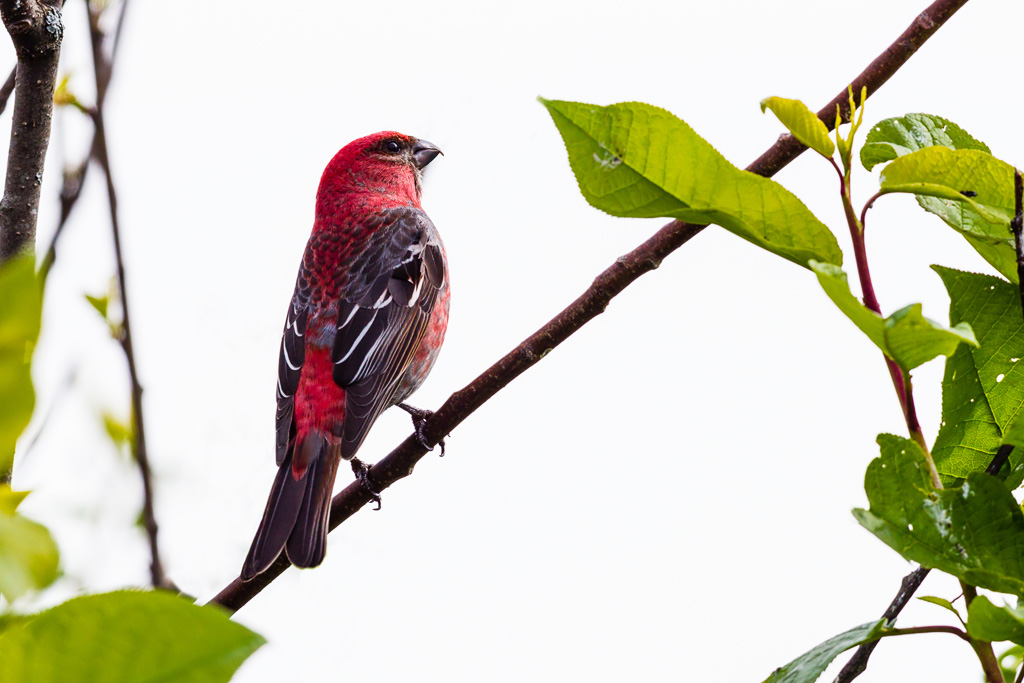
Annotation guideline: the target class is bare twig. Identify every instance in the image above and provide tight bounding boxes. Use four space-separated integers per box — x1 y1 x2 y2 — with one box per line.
0 0 62 263
1012 169 1024 310
883 625 970 641
0 67 15 116
39 0 128 279
208 0 973 614
85 4 166 589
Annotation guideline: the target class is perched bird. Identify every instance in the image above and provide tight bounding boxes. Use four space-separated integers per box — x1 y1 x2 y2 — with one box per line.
241 132 449 580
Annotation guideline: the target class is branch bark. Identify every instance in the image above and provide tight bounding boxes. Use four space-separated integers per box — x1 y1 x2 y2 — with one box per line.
0 0 62 263
208 0 972 614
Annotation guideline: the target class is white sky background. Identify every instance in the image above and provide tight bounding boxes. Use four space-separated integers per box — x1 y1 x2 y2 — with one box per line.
7 0 1024 680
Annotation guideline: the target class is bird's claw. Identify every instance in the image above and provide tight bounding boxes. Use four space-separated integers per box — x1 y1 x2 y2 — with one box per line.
398 403 447 457
350 458 382 511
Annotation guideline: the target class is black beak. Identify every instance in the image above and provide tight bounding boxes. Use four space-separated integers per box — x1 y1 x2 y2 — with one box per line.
412 139 443 169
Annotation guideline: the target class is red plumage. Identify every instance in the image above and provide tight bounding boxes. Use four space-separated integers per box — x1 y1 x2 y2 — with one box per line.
241 132 449 580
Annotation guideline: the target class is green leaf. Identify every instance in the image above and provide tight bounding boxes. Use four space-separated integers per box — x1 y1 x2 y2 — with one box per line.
854 434 1024 596
860 113 990 172
835 86 867 174
967 595 1024 644
0 613 29 635
0 486 58 601
0 590 265 682
932 267 1024 480
0 256 42 477
0 486 29 515
999 644 1024 682
760 97 835 158
810 261 976 371
539 98 843 268
880 147 1013 222
1003 410 1024 451
885 304 978 371
762 620 887 683
101 412 133 451
918 595 963 621
876 141 1018 282
84 293 109 319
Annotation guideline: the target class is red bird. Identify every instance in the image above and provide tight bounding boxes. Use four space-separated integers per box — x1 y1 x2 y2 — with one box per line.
241 132 449 580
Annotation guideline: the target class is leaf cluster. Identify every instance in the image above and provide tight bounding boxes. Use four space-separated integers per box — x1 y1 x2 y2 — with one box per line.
542 96 1023 681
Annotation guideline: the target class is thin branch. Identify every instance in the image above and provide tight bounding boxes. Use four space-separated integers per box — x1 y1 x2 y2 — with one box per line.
208 0 973 614
747 0 969 177
0 67 15 116
0 0 63 263
833 566 930 682
858 191 884 233
39 0 128 279
86 4 166 589
882 625 969 641
1012 169 1024 311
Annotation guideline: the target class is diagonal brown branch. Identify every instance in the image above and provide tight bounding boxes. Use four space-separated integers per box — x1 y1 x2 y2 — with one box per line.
0 0 62 264
209 0 971 615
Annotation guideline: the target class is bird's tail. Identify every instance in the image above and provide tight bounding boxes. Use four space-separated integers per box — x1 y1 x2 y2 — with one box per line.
241 431 341 581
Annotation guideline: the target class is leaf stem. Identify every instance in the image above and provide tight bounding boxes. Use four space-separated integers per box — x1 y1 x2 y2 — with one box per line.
859 191 884 231
881 625 969 641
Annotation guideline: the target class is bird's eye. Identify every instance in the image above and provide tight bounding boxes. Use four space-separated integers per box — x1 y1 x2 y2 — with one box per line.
384 140 402 153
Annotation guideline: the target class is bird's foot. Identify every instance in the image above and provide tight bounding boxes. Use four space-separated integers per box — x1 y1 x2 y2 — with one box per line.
350 458 382 510
397 403 446 457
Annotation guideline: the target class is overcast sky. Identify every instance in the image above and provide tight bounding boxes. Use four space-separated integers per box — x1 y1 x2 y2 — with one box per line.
10 0 1024 681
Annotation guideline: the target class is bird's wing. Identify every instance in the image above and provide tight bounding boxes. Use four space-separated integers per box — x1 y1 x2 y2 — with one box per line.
332 207 446 459
275 260 311 465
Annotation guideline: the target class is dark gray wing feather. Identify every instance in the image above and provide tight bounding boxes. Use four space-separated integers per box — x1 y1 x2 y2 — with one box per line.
331 207 446 459
275 262 311 465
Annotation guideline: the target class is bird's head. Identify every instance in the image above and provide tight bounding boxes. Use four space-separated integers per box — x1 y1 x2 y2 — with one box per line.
317 132 442 210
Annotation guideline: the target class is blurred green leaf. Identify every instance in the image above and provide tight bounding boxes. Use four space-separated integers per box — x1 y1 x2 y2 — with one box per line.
539 98 843 268
84 293 109 320
0 256 42 477
0 613 29 635
0 486 29 515
932 267 1024 481
854 434 1024 596
810 261 976 371
101 412 133 452
861 113 990 172
0 590 265 682
762 620 887 683
0 486 58 601
999 644 1024 682
918 595 963 621
760 96 834 158
967 595 1024 644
